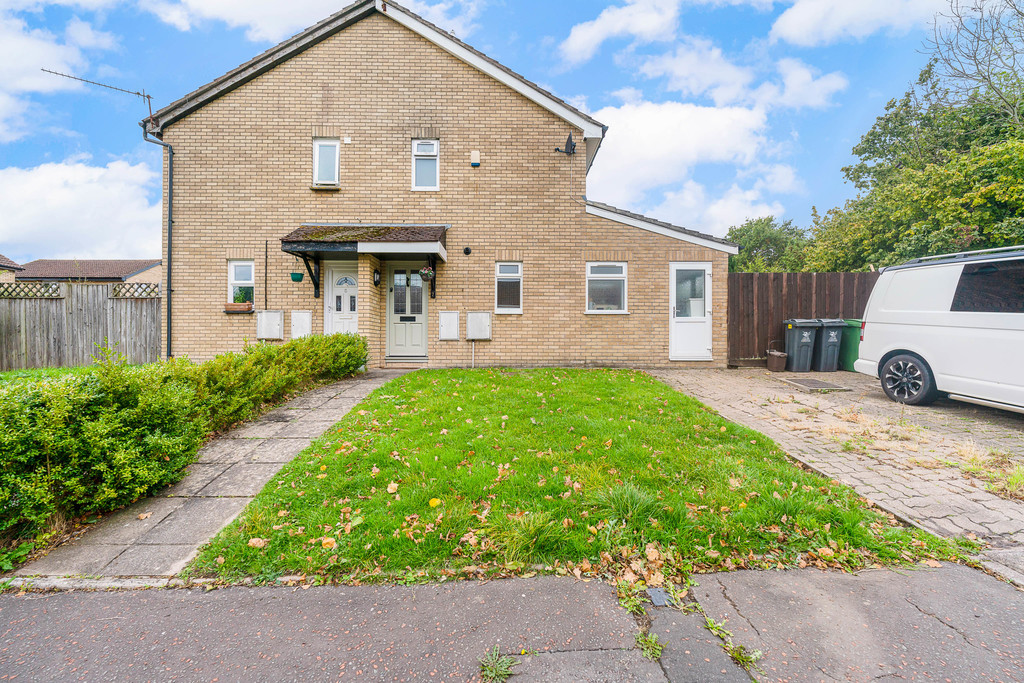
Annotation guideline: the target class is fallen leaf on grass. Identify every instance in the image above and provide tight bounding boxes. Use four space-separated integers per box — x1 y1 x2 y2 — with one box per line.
248 538 268 548
387 482 399 494
322 537 337 550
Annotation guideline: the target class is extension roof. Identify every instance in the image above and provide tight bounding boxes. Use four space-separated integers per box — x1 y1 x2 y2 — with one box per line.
0 253 22 272
143 0 607 168
584 201 739 254
16 259 161 282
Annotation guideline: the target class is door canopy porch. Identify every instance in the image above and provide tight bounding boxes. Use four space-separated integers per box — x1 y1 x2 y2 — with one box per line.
280 223 448 297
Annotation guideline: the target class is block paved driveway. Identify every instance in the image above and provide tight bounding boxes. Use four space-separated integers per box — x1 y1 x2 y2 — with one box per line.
13 370 406 584
652 368 1024 584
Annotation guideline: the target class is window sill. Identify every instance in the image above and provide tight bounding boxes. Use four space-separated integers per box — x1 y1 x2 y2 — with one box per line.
310 184 340 192
585 310 629 315
495 310 522 315
224 303 255 314
411 187 440 192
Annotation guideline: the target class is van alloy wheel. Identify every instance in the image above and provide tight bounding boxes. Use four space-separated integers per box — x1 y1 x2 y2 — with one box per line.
885 360 924 400
880 354 939 406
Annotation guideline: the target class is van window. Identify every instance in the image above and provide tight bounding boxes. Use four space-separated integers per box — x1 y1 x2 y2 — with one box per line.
951 258 1024 313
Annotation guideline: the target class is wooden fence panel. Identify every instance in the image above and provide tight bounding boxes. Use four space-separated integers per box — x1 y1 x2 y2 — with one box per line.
0 283 160 371
727 271 880 363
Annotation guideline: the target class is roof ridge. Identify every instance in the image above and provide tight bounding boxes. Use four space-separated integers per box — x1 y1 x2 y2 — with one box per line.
584 200 738 249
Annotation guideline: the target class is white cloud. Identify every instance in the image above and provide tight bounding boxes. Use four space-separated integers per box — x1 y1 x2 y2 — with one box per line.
646 180 785 236
0 14 84 92
640 37 754 106
771 0 943 47
65 15 116 49
559 0 680 66
587 100 768 208
145 0 485 43
0 159 161 261
752 58 848 108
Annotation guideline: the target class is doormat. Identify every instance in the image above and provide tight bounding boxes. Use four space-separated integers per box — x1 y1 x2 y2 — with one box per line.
776 377 850 393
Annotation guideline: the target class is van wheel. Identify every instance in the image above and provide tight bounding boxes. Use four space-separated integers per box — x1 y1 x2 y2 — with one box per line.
881 354 938 405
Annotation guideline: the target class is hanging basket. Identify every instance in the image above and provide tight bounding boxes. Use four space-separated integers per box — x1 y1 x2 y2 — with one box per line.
418 266 435 281
290 272 304 282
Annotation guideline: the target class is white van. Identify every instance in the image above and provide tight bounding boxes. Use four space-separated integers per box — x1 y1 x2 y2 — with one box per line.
854 246 1024 414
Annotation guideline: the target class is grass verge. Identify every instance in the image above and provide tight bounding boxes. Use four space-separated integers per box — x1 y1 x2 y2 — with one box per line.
192 368 975 583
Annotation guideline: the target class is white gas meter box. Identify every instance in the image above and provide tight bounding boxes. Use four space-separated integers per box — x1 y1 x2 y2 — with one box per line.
438 311 460 340
466 311 492 340
256 310 284 340
291 310 312 339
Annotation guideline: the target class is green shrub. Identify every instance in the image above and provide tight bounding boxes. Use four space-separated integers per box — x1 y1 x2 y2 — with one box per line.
0 333 367 544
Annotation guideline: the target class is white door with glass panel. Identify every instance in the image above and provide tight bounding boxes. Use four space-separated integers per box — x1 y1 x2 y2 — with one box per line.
387 265 428 357
325 268 358 335
670 263 713 360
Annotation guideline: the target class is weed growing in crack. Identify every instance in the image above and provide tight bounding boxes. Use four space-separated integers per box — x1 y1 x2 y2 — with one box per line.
704 617 764 673
616 580 649 615
478 646 517 682
635 631 664 660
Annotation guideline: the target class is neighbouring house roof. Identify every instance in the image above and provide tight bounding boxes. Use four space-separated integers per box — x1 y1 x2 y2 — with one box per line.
584 201 740 255
143 0 607 168
16 259 161 282
0 253 22 272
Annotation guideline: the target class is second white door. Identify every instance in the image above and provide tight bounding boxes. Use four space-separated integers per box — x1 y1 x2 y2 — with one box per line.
669 262 713 361
387 265 428 357
325 267 359 335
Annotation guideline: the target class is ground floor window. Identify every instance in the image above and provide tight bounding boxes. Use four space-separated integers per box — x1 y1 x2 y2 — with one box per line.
495 262 522 314
228 259 254 303
586 262 627 313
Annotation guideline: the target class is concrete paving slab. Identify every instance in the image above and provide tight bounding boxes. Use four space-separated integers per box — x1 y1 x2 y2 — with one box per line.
224 420 292 439
693 564 1024 682
0 576 636 681
274 418 340 438
195 437 258 464
649 607 752 682
244 436 312 463
196 462 285 497
75 497 187 545
14 543 126 576
100 544 198 577
160 463 232 496
514 650 668 682
138 497 252 545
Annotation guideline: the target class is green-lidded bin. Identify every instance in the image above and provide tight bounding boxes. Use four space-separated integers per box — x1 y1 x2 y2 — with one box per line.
783 319 819 372
812 319 846 372
839 319 862 372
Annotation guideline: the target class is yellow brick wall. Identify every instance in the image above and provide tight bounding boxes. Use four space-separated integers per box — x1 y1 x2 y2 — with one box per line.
159 13 730 368
0 270 15 284
125 265 162 284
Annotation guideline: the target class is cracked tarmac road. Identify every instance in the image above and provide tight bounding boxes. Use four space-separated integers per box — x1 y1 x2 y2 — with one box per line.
0 565 1020 681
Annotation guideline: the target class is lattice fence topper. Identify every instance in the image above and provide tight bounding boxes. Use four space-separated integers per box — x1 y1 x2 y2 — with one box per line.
0 282 63 299
111 282 160 298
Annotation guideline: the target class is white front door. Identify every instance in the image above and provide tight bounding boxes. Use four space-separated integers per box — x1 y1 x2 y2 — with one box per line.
670 262 713 361
387 264 428 357
325 266 359 335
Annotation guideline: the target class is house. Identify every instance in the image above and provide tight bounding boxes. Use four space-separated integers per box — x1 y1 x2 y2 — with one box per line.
143 0 737 368
0 254 22 284
16 259 161 284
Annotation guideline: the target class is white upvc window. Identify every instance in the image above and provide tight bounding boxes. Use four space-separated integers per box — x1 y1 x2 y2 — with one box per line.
313 138 340 186
228 259 255 304
586 262 628 314
412 139 439 191
495 262 523 314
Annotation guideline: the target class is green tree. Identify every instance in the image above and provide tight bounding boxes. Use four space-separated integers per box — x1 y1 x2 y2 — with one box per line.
725 217 810 272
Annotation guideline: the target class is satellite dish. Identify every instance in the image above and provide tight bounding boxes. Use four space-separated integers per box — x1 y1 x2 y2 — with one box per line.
555 133 576 156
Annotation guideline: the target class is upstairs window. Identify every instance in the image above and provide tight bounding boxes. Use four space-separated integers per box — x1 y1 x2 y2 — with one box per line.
313 138 340 186
412 139 439 191
495 262 523 314
228 260 254 304
586 262 627 313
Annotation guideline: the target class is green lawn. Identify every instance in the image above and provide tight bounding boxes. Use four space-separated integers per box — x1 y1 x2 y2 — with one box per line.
0 365 94 383
193 368 970 583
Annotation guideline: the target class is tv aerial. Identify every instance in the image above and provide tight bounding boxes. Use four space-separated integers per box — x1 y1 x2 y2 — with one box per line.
40 68 154 123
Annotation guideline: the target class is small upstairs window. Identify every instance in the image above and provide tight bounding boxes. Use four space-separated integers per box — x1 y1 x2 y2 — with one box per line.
412 139 439 191
313 138 340 186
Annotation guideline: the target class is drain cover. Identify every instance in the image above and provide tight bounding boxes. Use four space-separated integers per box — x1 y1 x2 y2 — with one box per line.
777 377 850 393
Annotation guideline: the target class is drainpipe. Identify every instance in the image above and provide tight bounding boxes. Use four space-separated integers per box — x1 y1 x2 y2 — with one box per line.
142 123 174 359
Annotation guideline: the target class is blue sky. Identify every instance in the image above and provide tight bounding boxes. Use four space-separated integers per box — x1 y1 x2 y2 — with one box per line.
0 0 946 262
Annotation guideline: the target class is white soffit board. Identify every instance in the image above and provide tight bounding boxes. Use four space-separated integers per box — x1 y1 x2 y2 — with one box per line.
357 241 448 262
585 205 739 254
378 0 604 140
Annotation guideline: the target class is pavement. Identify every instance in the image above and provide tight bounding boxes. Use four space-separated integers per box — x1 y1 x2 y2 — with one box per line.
1 565 1021 681
653 368 1024 586
11 370 405 586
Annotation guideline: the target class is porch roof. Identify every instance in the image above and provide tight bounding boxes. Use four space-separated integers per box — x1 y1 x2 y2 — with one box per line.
280 223 449 261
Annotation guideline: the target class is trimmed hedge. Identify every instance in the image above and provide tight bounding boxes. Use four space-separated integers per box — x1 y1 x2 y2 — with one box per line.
0 333 367 541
